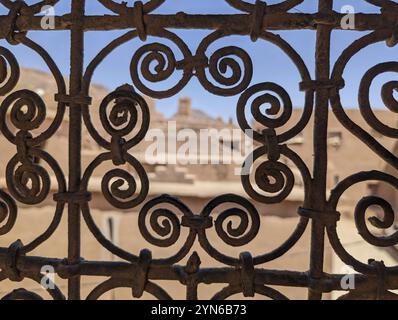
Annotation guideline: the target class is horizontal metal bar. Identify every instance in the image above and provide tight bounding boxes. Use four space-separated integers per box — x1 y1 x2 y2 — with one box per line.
0 12 392 37
1 252 398 293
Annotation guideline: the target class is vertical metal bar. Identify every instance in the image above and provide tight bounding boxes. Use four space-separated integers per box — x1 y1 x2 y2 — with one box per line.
308 0 333 300
67 0 85 300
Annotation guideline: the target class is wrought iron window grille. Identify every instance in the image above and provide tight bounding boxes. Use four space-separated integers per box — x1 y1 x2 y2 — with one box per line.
0 0 397 300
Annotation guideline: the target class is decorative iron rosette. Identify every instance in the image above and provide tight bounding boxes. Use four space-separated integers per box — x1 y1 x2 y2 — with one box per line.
0 34 67 253
330 30 398 171
327 171 398 275
81 85 149 210
130 28 253 98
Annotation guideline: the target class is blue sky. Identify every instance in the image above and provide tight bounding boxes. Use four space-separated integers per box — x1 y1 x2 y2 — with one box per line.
1 0 397 120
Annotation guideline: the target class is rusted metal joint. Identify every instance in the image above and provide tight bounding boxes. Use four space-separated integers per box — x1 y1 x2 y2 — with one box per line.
15 131 33 165
5 239 24 282
368 259 387 300
263 128 280 162
299 79 345 92
176 55 208 72
307 274 329 292
311 12 338 28
250 0 267 42
298 207 341 227
57 258 83 279
310 274 335 293
131 1 147 42
378 3 398 47
176 251 201 287
110 135 127 166
239 252 255 297
132 249 152 298
5 0 28 45
181 215 213 231
53 191 92 204
54 93 92 106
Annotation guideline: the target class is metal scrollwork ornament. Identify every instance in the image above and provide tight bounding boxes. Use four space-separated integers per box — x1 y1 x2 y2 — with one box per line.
0 47 19 96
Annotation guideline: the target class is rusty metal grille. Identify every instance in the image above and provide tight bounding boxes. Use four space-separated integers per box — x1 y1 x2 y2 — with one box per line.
0 0 398 300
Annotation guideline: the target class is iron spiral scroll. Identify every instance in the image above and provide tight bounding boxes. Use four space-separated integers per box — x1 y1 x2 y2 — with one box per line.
0 0 397 300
